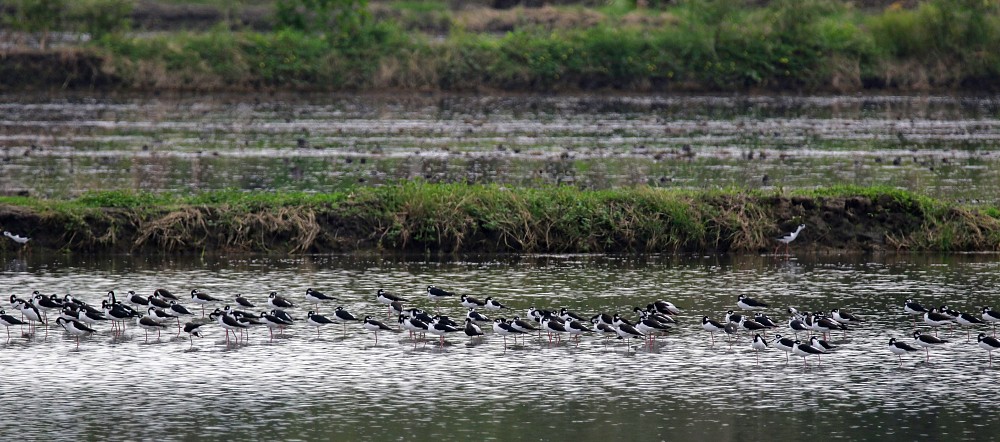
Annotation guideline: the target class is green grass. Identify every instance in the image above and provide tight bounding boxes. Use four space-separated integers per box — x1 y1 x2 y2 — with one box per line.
2 184 999 254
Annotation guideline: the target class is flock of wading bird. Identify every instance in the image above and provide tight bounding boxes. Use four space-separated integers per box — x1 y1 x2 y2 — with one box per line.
3 284 1000 367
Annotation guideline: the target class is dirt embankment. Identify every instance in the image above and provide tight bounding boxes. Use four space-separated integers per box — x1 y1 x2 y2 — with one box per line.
1 193 996 255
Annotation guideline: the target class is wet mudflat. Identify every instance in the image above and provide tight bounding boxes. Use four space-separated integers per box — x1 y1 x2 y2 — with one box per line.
1 93 999 202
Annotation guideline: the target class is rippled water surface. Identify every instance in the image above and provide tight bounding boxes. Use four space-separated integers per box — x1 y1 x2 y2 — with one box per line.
2 93 1000 202
3 253 1000 441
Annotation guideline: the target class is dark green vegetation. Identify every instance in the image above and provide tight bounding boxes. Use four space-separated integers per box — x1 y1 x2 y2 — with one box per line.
1 184 998 254
2 0 999 92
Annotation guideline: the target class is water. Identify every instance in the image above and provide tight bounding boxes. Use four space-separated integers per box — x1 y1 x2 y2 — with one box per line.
2 93 1000 202
3 252 1000 441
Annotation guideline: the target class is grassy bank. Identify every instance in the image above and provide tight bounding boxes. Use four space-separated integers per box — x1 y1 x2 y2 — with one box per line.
1 184 998 255
2 0 1000 92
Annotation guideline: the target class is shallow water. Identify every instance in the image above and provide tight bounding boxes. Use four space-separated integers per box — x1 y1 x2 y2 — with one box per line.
3 252 1000 441
2 93 1000 202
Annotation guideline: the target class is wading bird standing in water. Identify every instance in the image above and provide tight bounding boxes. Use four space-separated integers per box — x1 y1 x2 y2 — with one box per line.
774 224 805 255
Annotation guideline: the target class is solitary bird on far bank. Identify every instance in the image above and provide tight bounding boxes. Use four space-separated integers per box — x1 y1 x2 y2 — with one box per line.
774 224 805 255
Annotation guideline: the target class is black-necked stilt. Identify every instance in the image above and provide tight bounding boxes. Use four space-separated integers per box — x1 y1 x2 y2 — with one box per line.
401 315 429 340
426 285 455 304
182 322 205 347
147 295 171 309
509 316 537 345
0 309 27 341
492 318 520 350
912 331 947 362
559 308 586 322
467 308 490 323
774 224 805 255
33 293 62 322
938 305 959 320
809 336 836 353
259 312 292 341
612 313 634 329
127 290 150 308
982 307 1000 336
15 299 44 336
888 337 920 365
753 313 779 329
591 318 617 344
427 317 460 346
363 316 394 344
751 333 769 364
792 340 824 366
564 319 593 346
811 315 844 341
635 316 670 348
271 309 296 324
788 315 809 338
460 294 485 309
306 311 335 337
614 323 645 353
701 316 727 346
923 309 953 335
56 317 95 350
168 301 194 335
305 288 336 311
137 314 169 343
389 300 404 318
210 309 247 345
153 288 178 301
831 308 861 326
773 334 795 363
954 310 984 341
267 292 295 310
463 318 484 341
724 310 743 325
737 294 769 310
650 300 681 315
541 317 568 344
102 301 134 334
904 299 928 326
484 297 510 311
332 306 360 337
4 230 29 244
377 289 408 317
739 317 768 335
234 294 255 308
147 306 176 324
190 289 221 317
977 333 1000 367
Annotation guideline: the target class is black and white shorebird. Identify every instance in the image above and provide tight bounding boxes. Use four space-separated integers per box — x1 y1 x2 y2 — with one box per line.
0 309 27 341
788 315 810 338
831 309 861 327
427 317 460 346
147 295 171 309
305 288 336 311
363 316 394 344
614 323 645 353
332 306 360 337
650 300 681 316
267 292 295 310
541 317 568 344
426 285 456 304
751 333 769 365
774 224 805 255
923 309 953 335
460 294 486 309
508 316 537 345
467 308 490 323
564 319 593 346
306 311 336 337
463 318 484 341
904 299 929 326
3 230 29 245
954 310 984 341
182 322 206 348
792 339 825 366
484 297 511 311
701 316 727 347
137 314 169 343
912 331 947 362
234 294 255 308
147 306 176 324
56 317 95 350
209 309 247 345
259 311 292 341
888 337 920 366
127 290 150 308
377 289 409 317
737 294 768 311
400 315 428 340
168 301 194 335
153 288 179 301
982 307 1000 337
190 289 222 317
560 308 586 322
977 333 1000 367
773 334 796 364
